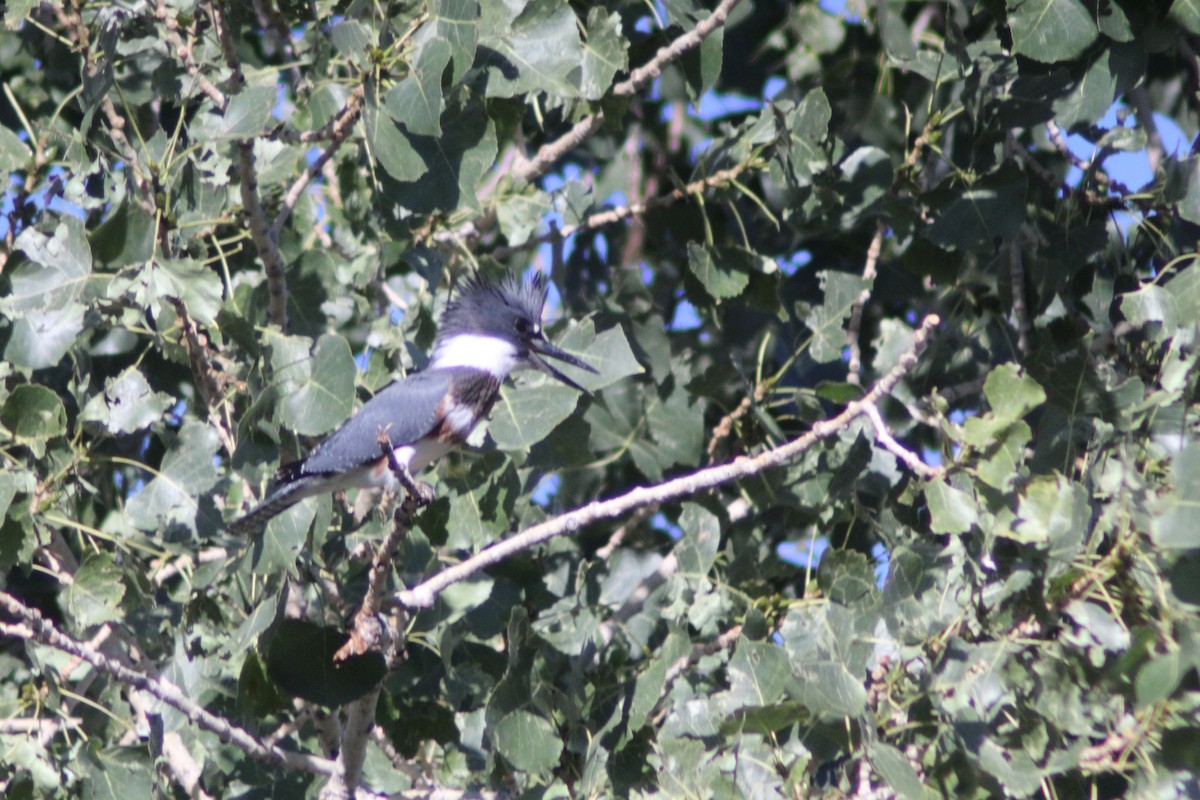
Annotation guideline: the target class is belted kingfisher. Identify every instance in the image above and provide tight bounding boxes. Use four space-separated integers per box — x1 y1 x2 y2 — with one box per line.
229 273 596 534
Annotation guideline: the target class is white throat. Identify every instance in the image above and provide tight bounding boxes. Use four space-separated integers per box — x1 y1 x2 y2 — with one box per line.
430 333 521 379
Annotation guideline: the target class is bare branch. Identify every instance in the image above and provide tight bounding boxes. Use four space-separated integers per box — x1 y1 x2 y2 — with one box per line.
0 592 335 778
863 402 943 480
489 161 754 259
237 143 290 330
270 84 365 239
1009 234 1031 356
0 717 82 735
1128 85 1164 174
394 314 941 609
511 0 744 183
156 0 227 109
846 220 886 384
160 730 214 800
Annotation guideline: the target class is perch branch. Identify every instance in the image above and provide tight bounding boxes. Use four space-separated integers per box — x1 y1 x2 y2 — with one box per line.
846 220 886 384
393 315 941 609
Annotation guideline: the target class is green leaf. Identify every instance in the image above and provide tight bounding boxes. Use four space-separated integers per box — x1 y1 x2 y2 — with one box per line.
252 497 321 576
125 421 221 535
479 0 583 99
3 303 85 370
1 733 60 793
870 742 924 800
329 20 372 68
495 188 553 246
79 747 153 800
806 270 869 363
155 258 224 324
1152 444 1200 548
727 639 790 709
580 9 627 100
961 363 1047 448
430 0 480 83
4 218 94 369
489 320 642 451
926 479 977 534
1170 0 1200 34
0 123 31 171
1120 267 1200 329
81 369 174 435
626 630 690 733
1136 650 1187 707
490 381 582 452
790 662 867 717
688 242 750 300
676 502 721 577
384 98 497 213
364 88 428 183
817 549 878 607
64 553 126 628
269 333 357 437
785 90 832 186
682 12 723 100
1007 0 1097 63
1012 474 1087 566
265 620 387 707
211 86 277 140
385 38 451 137
1 384 66 457
836 146 892 228
928 163 1027 250
492 710 563 774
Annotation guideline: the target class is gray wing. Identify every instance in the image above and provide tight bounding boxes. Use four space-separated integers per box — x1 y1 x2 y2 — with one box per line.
295 369 454 477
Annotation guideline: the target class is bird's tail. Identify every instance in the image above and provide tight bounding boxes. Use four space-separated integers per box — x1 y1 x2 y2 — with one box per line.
227 476 327 535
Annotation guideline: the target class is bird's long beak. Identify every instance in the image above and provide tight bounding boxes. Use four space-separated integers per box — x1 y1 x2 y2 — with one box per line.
527 337 599 393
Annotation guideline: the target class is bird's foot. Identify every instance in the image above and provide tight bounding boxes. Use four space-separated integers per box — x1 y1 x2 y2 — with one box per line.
378 433 434 508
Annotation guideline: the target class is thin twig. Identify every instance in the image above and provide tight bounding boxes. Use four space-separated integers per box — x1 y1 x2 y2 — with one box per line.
0 592 335 777
0 718 82 734
156 0 227 109
649 625 742 727
511 0 743 183
236 143 289 329
269 84 365 239
1128 85 1164 174
492 162 754 258
846 220 887 384
1009 233 1031 356
393 315 941 609
56 0 156 213
863 403 943 479
171 299 237 455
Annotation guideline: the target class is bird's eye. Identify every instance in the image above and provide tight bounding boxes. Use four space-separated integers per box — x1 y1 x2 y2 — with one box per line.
515 318 532 335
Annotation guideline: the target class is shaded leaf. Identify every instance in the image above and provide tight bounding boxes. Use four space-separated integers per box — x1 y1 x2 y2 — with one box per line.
492 710 563 774
81 369 174 435
265 620 387 707
1007 0 1097 63
64 553 125 628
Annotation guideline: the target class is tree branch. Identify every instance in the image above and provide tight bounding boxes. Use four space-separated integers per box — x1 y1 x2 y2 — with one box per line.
393 314 940 609
269 84 365 240
236 143 290 330
511 0 743 183
846 220 886 384
0 592 335 778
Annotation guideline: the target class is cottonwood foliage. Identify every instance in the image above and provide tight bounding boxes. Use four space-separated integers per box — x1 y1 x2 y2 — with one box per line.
1 0 1198 797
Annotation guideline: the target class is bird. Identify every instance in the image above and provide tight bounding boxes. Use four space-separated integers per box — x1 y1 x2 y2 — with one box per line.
228 272 597 534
